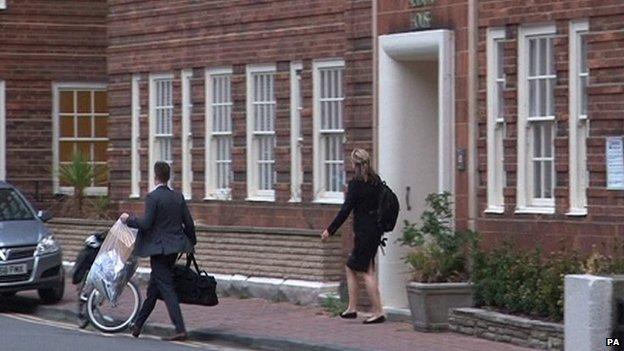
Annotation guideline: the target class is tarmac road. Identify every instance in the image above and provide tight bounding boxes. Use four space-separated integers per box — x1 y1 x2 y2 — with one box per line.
0 312 257 351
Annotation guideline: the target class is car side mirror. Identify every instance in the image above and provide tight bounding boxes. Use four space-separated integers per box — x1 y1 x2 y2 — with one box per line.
37 210 53 222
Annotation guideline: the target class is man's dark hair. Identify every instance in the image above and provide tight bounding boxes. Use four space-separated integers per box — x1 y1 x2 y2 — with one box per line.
154 161 171 184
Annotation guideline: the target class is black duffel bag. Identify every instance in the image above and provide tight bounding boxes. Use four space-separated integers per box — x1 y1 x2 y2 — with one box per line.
165 253 218 306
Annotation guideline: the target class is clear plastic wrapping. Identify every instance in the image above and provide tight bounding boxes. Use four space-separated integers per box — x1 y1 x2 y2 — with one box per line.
85 219 138 305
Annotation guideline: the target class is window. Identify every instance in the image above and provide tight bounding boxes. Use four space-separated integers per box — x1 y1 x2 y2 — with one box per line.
181 69 193 200
486 28 506 213
290 62 303 202
517 25 557 213
0 189 35 221
205 68 233 200
0 80 5 181
0 1 5 10
148 73 174 190
568 20 589 215
246 65 276 201
313 60 345 203
130 74 141 198
53 84 108 196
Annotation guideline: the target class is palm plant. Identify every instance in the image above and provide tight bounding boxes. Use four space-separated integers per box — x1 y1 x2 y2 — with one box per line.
58 152 107 214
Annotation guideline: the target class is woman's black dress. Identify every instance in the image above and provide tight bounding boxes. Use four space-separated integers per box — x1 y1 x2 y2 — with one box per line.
327 178 383 272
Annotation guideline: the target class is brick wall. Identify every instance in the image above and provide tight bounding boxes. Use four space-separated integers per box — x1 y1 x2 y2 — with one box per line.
106 0 373 240
50 218 343 282
1 0 107 205
476 1 624 253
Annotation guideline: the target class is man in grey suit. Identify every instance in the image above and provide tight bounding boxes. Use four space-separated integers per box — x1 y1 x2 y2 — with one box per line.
120 161 196 341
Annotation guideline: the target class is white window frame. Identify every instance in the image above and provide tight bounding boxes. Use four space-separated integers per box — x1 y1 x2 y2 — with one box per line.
130 74 141 198
0 80 5 181
485 28 507 214
313 59 346 204
181 69 193 200
0 1 6 10
290 62 304 202
516 24 557 214
52 82 108 196
246 64 277 202
568 20 589 216
205 67 234 201
148 73 174 191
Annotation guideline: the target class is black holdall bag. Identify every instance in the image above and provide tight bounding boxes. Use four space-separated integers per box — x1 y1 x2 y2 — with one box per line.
164 253 219 307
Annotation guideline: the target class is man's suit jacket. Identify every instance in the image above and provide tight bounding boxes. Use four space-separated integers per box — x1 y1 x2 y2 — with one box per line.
127 185 196 258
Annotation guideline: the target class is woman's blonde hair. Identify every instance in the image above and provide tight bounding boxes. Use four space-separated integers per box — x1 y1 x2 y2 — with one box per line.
351 148 379 184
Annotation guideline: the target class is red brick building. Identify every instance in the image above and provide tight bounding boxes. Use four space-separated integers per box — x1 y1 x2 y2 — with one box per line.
3 0 624 312
0 0 108 202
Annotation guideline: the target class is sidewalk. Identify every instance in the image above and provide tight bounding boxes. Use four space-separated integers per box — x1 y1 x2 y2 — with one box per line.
10 280 537 351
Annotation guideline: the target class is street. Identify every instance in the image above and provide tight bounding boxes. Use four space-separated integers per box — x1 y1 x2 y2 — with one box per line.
0 313 256 351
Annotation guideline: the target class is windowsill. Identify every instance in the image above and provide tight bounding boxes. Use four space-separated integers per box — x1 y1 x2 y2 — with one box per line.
245 196 275 202
514 207 555 215
313 197 344 205
288 198 302 203
484 205 505 214
204 196 232 202
58 186 108 197
566 208 588 217
129 194 140 199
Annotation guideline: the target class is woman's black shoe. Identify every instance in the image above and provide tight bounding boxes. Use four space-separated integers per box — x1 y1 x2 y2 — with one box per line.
339 311 357 319
129 323 142 338
363 315 386 324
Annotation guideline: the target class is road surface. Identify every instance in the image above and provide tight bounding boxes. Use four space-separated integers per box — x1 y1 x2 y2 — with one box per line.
0 312 256 351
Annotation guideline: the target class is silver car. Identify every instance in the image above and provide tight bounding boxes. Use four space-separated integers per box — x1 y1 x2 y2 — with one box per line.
0 182 64 303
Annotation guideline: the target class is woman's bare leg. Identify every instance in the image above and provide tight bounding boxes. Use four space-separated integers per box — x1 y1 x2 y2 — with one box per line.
363 263 385 318
345 265 359 313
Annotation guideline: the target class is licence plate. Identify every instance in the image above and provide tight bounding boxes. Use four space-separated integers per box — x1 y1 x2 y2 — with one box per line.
0 264 27 276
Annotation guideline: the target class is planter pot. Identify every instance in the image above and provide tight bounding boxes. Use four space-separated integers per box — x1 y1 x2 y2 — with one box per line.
406 281 474 332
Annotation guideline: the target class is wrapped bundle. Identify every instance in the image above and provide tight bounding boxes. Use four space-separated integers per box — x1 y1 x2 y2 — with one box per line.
85 219 138 305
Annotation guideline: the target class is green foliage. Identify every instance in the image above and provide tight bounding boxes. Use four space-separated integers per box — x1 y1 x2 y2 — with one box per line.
473 243 588 321
58 152 108 214
321 295 348 317
87 196 113 220
398 192 477 283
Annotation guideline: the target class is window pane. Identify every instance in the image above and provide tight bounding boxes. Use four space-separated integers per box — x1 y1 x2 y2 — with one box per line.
496 41 505 79
544 123 553 158
497 81 505 120
581 75 588 116
539 78 547 116
533 161 542 198
60 116 75 137
94 116 107 138
529 80 538 117
533 124 542 157
544 160 553 198
60 91 74 113
93 141 107 162
539 38 547 76
94 91 107 113
77 91 91 113
77 116 92 137
94 164 108 186
580 35 588 74
76 142 92 161
60 142 75 162
546 78 555 116
529 39 537 77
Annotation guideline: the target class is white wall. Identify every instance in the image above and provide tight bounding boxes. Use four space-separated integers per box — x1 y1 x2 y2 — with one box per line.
378 53 439 309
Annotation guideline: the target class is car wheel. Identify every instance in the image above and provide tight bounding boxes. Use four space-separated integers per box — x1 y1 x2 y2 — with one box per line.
38 268 65 304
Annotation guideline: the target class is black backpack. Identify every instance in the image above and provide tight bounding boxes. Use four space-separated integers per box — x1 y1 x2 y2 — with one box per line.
377 181 400 232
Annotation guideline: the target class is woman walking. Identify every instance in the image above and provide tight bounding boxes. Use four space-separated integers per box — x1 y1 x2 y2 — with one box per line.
321 148 386 324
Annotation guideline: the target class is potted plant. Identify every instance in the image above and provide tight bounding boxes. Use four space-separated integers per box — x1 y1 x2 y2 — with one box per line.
398 191 477 331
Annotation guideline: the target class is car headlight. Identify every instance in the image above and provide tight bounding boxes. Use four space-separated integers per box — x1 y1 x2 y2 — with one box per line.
36 235 60 256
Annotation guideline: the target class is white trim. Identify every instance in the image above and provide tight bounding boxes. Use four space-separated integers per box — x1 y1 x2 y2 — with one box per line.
246 64 276 202
568 20 589 216
130 74 141 198
0 80 5 181
51 82 108 196
204 67 233 201
486 27 506 213
289 62 303 203
148 73 174 191
181 69 193 200
516 24 557 211
515 206 556 215
0 1 6 10
313 59 346 204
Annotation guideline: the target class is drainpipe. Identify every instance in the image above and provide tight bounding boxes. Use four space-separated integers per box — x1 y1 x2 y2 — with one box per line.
372 0 379 169
467 0 478 230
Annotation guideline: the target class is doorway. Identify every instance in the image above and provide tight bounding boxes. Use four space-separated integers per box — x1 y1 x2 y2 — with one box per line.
378 30 455 310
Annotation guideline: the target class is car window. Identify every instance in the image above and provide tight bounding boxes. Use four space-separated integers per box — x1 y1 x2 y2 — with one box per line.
0 189 35 221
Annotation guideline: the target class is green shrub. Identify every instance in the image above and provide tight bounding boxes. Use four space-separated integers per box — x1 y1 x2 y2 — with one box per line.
321 295 348 317
399 192 477 283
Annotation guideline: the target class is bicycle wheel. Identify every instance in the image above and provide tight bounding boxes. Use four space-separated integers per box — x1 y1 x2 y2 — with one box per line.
86 281 142 333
